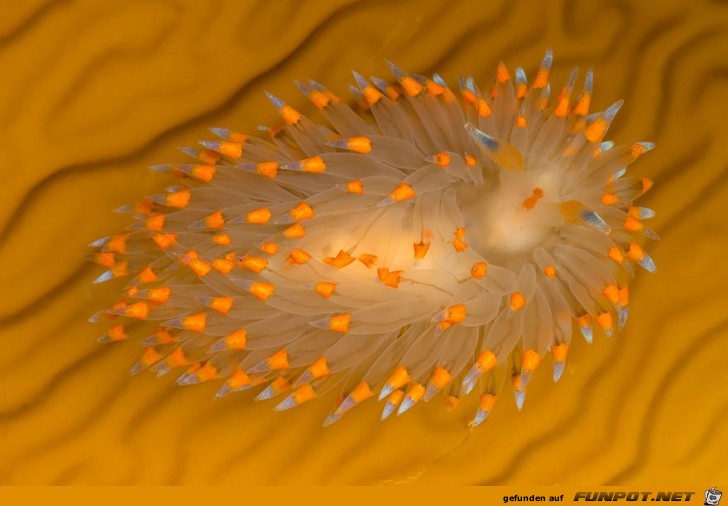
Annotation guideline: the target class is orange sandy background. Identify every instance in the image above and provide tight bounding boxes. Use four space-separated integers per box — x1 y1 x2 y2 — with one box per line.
0 0 726 485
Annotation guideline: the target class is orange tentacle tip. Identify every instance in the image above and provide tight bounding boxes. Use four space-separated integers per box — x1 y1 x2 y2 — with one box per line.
301 156 326 173
323 250 355 269
212 257 234 274
122 301 150 320
357 253 377 268
207 296 234 315
314 281 336 298
286 248 312 265
521 349 542 374
224 329 247 350
471 261 488 279
429 366 453 390
309 356 330 379
349 380 374 403
144 214 165 232
379 365 411 400
182 313 207 332
413 241 430 260
603 284 620 305
218 141 244 159
165 189 191 208
194 362 221 383
290 202 314 221
329 313 351 333
136 265 157 284
292 383 317 404
246 207 272 224
204 210 225 229
377 268 403 288
256 161 279 179
223 369 251 393
346 179 364 194
283 223 307 238
436 304 467 325
242 256 268 273
146 286 171 304
249 281 275 301
259 242 279 255
388 182 416 202
164 347 188 368
429 152 451 168
152 233 177 249
452 237 469 252
479 393 497 413
333 135 372 154
139 346 162 368
509 292 526 312
266 349 289 371
551 343 569 362
104 323 127 342
543 265 556 279
212 232 231 246
105 234 128 254
444 395 461 411
362 85 384 106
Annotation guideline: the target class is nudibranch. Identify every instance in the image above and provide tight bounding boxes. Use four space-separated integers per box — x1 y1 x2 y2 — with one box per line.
89 50 657 427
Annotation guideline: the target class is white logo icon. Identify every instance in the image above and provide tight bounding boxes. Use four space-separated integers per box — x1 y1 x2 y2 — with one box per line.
705 487 722 506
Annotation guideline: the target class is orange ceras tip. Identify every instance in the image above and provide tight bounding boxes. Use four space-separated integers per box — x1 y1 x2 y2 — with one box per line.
204 210 225 229
397 383 425 414
255 161 278 179
259 242 279 255
424 366 453 400
471 393 497 427
246 207 271 224
342 136 372 154
91 50 656 427
283 223 306 238
242 256 268 273
357 253 377 268
509 292 526 312
413 241 430 260
301 156 326 173
207 296 233 315
309 356 330 379
379 365 411 400
165 189 190 208
388 182 416 202
105 323 127 342
444 395 461 411
324 250 355 268
552 343 569 382
256 375 292 400
290 202 314 221
212 232 231 246
328 313 351 333
249 282 275 301
314 282 336 298
544 265 557 279
224 329 247 350
152 232 176 249
287 248 311 265
471 262 488 279
267 349 289 371
276 382 317 410
346 179 364 194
